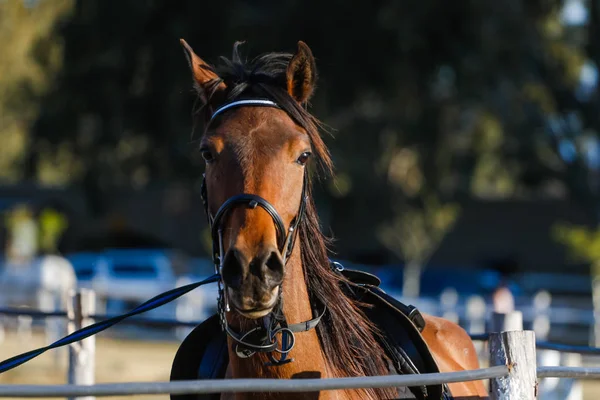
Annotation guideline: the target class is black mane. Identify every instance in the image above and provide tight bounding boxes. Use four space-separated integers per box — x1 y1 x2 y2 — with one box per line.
192 42 396 399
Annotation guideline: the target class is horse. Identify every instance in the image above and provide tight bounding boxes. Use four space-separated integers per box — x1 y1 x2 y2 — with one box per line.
170 39 489 400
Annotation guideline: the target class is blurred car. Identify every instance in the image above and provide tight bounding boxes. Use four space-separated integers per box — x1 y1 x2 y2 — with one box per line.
66 248 179 319
174 257 219 328
67 251 110 290
174 267 220 339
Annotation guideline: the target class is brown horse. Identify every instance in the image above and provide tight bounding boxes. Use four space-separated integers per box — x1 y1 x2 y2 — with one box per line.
174 39 488 400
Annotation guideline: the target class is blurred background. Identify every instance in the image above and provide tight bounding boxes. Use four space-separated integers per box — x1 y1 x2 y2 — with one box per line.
1 0 600 398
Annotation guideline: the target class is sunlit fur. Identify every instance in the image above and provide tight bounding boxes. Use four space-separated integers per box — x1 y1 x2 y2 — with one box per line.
188 42 488 399
196 43 397 400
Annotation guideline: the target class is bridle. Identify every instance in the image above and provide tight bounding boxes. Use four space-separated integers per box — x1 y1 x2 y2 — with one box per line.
200 99 326 366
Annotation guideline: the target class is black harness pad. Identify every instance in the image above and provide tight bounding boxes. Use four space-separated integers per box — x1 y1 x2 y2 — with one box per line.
338 269 448 399
170 314 228 400
170 269 450 400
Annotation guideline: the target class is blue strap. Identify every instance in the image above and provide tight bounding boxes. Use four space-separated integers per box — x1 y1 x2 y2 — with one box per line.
0 274 220 374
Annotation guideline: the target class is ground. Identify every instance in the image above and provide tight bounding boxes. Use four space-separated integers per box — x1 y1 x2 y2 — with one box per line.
0 329 178 400
0 330 599 399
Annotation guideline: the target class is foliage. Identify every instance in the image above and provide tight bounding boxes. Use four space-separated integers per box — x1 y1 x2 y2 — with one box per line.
0 0 74 183
552 222 600 276
1 0 599 260
378 195 459 266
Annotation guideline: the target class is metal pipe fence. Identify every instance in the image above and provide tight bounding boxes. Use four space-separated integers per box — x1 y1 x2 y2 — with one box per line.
537 366 600 379
0 366 509 397
6 307 600 354
0 307 199 328
2 365 600 398
469 333 600 355
3 296 600 399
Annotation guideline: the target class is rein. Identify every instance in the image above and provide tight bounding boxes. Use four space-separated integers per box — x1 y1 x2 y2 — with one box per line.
0 98 324 373
0 274 220 374
201 98 325 366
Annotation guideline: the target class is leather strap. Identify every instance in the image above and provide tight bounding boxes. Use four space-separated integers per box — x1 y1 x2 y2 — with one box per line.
287 304 327 333
211 194 287 251
209 99 280 124
334 266 426 332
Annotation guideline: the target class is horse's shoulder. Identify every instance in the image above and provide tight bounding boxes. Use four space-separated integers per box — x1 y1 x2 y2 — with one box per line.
421 314 477 361
421 314 488 398
421 314 471 344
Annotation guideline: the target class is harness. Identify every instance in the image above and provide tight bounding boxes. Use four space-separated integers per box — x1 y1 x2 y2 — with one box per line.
170 262 451 400
201 99 323 366
172 99 452 399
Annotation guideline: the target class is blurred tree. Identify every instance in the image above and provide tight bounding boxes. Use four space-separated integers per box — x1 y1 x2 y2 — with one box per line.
3 204 38 262
553 222 600 345
1 0 598 262
553 223 600 275
379 194 459 297
373 0 600 285
0 0 74 183
38 206 69 254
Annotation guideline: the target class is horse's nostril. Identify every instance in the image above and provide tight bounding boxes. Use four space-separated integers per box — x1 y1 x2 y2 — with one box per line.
264 251 284 283
265 251 282 272
228 274 243 290
222 249 245 289
223 247 283 290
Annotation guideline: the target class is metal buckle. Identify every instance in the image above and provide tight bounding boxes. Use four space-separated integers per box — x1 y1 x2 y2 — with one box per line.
408 305 426 332
331 261 345 272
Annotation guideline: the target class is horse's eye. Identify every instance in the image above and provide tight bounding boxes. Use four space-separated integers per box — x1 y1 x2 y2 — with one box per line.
200 148 214 163
296 151 312 166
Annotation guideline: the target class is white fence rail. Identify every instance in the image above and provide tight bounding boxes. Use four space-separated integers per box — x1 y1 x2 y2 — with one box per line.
2 364 600 398
0 367 509 397
2 294 600 398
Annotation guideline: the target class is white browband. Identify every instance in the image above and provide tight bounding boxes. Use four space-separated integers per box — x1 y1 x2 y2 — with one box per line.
209 99 280 123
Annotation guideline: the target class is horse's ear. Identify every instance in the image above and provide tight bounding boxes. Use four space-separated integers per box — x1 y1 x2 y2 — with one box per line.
180 38 226 99
286 41 317 104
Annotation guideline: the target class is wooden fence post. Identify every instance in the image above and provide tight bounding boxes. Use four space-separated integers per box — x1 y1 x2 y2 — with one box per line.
489 330 537 399
67 289 96 400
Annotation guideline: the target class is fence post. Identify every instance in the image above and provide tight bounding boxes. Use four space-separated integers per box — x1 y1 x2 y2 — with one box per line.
489 330 537 399
67 289 96 400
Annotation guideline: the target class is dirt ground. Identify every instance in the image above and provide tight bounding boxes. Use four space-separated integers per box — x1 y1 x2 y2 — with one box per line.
0 329 178 400
1 330 599 399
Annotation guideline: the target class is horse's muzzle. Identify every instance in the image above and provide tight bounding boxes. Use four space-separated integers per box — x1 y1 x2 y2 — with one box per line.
221 246 284 319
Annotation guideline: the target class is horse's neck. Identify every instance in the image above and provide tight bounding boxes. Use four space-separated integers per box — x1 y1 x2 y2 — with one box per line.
278 247 315 327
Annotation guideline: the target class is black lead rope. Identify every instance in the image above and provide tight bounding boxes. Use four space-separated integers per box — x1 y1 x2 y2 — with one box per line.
0 100 320 374
0 274 220 374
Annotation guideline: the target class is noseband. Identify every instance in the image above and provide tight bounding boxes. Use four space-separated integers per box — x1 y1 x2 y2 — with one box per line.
200 99 325 366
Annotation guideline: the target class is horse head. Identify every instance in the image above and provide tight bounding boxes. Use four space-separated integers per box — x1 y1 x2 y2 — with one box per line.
181 39 325 320
174 39 488 400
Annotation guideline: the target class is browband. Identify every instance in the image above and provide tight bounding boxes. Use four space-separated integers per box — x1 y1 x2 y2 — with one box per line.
210 99 280 123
